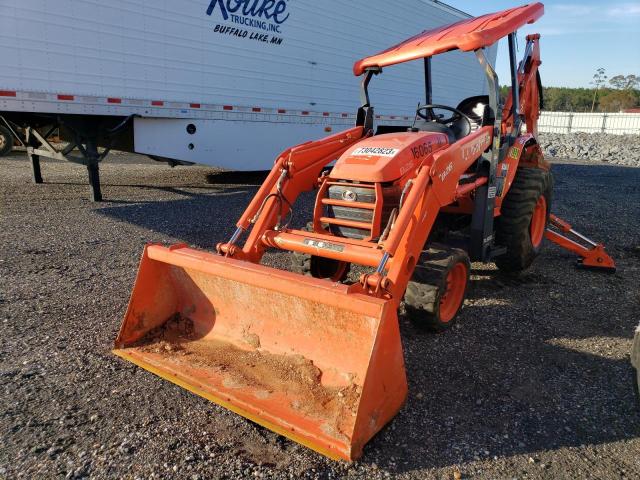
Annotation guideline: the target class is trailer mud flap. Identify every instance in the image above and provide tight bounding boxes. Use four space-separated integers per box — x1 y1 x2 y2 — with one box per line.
113 244 407 460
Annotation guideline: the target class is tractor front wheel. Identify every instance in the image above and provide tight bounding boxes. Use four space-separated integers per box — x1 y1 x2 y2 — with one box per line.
290 223 350 282
291 251 350 282
404 246 470 332
495 167 553 273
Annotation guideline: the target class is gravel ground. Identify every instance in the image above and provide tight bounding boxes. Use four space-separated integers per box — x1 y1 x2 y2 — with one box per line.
539 133 640 167
1 152 639 479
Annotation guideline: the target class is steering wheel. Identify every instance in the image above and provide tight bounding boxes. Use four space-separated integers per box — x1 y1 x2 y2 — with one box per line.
416 104 472 131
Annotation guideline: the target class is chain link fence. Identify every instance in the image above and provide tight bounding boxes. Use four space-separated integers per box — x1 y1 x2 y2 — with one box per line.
538 112 640 135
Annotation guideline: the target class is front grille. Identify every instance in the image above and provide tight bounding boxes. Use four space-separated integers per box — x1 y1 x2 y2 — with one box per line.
323 182 400 240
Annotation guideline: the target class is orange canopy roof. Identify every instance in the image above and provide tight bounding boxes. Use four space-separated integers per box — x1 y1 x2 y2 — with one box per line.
353 2 544 76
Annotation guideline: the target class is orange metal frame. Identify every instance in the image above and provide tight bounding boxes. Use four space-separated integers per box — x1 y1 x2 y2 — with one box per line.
312 179 386 241
219 126 495 305
545 214 616 271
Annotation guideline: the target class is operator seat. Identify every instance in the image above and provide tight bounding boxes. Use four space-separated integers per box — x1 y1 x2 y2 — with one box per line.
410 95 492 143
412 121 457 144
413 95 490 143
454 95 490 131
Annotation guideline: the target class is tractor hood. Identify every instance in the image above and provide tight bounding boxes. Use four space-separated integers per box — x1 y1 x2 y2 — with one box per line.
331 132 449 183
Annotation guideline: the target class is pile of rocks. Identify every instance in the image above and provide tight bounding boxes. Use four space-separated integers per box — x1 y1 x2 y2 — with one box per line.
538 132 640 167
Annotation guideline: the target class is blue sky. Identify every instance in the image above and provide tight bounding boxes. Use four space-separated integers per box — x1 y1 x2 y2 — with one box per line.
450 1 640 88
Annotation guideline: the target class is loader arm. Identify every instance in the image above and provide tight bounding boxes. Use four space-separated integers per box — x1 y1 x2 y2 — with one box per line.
218 126 365 262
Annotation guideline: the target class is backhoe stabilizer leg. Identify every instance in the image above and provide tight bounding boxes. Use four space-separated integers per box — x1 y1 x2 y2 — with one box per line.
544 214 616 273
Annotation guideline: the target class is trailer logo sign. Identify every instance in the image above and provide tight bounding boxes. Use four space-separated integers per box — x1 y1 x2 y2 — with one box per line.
206 0 289 44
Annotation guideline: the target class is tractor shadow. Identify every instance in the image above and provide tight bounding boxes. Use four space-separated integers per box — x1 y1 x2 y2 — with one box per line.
93 176 316 249
94 184 260 248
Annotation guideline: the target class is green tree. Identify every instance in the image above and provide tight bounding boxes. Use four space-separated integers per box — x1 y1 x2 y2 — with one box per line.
541 87 594 112
609 74 639 90
599 89 638 112
498 81 639 112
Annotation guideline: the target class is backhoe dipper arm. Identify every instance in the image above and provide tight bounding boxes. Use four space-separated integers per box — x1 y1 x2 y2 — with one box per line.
502 34 542 137
544 214 616 272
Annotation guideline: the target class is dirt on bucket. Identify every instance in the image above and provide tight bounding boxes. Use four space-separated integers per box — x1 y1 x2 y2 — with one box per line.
131 314 362 438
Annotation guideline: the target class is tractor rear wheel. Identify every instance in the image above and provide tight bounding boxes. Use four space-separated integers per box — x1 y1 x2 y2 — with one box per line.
494 167 553 273
0 125 13 157
404 246 470 332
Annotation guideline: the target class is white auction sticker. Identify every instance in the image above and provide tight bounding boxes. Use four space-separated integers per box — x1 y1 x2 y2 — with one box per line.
350 147 399 157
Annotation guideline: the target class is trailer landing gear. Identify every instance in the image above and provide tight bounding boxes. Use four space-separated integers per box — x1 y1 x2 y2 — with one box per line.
25 126 106 201
29 151 43 184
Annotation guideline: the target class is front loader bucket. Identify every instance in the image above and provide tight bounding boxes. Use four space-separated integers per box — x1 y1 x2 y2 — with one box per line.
114 244 407 460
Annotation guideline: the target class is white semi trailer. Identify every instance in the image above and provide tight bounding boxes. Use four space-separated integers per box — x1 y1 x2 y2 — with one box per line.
0 0 496 200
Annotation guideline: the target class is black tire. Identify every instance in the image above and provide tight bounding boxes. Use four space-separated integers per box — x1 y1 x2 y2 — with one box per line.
290 223 350 282
494 167 553 273
404 246 470 332
291 252 350 281
0 125 13 157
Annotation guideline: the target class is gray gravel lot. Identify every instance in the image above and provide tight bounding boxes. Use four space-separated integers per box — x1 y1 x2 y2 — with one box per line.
539 133 640 167
1 152 639 479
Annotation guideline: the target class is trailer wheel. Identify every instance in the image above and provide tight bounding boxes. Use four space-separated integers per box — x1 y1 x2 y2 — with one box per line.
0 125 13 157
494 168 553 273
404 246 470 332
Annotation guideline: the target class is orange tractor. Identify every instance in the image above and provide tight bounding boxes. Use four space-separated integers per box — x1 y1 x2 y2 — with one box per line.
114 3 615 461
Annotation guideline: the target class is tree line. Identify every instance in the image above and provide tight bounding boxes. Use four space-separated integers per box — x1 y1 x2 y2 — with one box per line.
500 72 639 113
